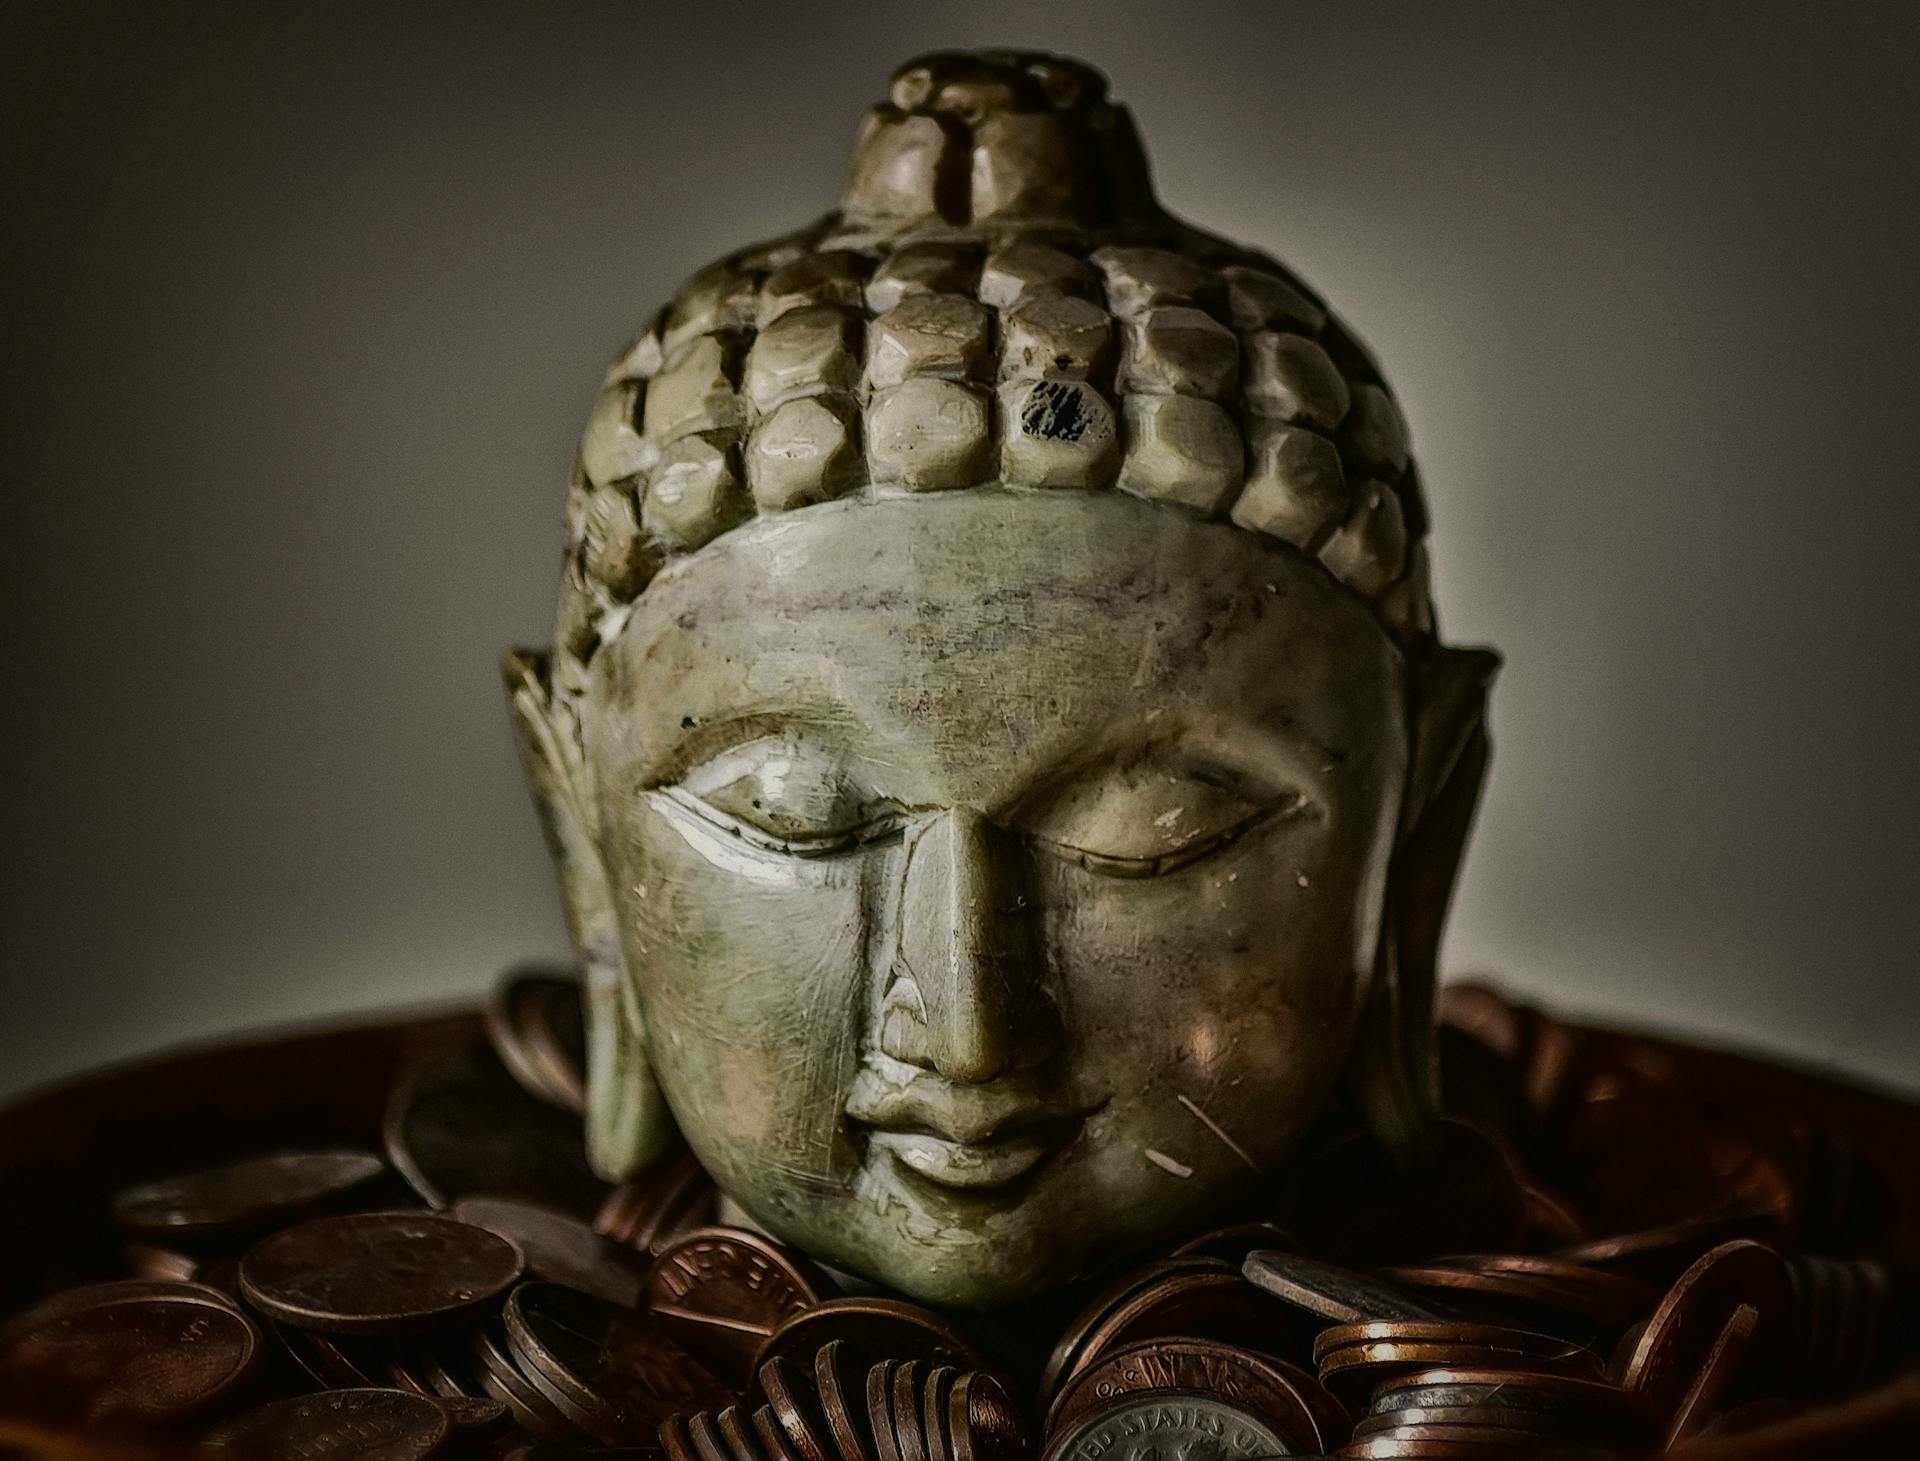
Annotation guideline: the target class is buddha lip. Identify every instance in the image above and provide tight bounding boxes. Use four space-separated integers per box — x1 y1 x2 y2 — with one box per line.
864 1126 1067 1191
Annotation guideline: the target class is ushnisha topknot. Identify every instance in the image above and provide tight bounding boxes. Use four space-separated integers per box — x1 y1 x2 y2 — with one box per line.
554 48 1434 689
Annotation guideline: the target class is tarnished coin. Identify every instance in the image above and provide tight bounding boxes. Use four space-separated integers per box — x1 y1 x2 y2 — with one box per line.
756 1297 990 1382
470 1320 582 1442
1241 1250 1453 1325
1351 1405 1572 1440
504 1280 729 1446
868 1358 905 1461
112 1148 387 1241
205 1387 452 1459
1046 1337 1335 1453
1040 1258 1229 1401
385 1040 609 1216
275 1323 385 1388
815 1337 877 1461
1398 1253 1658 1327
486 965 588 1113
754 1402 805 1461
719 1404 769 1461
660 1414 702 1461
1556 1210 1782 1284
1621 1239 1790 1423
596 1148 719 1254
453 1194 645 1307
892 1359 931 1461
1663 1302 1758 1448
919 1365 958 1461
947 1372 1026 1461
758 1354 836 1461
1061 1263 1298 1391
645 1225 834 1387
687 1409 737 1461
0 1283 262 1427
240 1211 523 1335
439 1393 513 1442
1314 1325 1605 1407
1041 1391 1293 1461
1368 1367 1646 1437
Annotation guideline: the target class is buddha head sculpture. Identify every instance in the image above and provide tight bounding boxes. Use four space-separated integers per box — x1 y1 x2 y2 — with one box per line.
506 50 1500 1308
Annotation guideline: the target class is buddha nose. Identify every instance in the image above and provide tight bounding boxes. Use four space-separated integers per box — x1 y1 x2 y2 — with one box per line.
887 808 1055 1084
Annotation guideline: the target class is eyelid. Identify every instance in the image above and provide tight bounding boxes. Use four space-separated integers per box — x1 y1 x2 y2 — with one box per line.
1027 790 1313 878
658 785 912 859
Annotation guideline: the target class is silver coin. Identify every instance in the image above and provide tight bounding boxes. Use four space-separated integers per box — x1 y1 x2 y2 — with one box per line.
1041 1392 1298 1461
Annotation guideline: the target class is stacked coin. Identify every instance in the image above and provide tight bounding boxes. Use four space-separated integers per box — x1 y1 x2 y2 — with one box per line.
0 969 1907 1459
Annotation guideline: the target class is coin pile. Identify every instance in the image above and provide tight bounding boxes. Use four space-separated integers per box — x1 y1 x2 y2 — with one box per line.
0 970 1906 1458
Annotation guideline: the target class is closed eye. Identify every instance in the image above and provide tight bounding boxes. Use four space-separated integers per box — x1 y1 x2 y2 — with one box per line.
1026 790 1312 877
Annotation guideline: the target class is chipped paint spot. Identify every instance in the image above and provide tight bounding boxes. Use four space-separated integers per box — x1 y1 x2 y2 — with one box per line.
1144 1148 1193 1178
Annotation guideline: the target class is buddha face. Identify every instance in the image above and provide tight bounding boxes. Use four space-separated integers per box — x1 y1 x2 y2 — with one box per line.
567 488 1412 1306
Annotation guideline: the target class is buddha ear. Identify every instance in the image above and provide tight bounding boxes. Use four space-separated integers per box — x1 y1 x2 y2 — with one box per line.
1350 643 1502 1158
502 649 677 1181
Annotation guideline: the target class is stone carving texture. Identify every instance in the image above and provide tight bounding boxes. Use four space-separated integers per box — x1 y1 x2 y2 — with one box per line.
558 50 1436 671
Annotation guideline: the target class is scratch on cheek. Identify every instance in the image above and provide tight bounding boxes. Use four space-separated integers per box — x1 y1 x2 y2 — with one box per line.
1143 1148 1193 1178
1176 1093 1265 1176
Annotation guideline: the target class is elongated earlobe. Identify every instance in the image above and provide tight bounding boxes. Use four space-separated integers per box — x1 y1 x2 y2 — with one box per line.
1350 644 1501 1157
502 649 677 1180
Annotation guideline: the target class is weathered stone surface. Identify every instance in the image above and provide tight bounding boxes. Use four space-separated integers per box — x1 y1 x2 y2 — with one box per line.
642 335 742 441
746 395 861 511
972 111 1088 219
978 240 1098 309
642 432 749 551
866 293 992 388
1243 331 1350 433
1220 265 1327 335
865 243 980 314
1119 307 1238 400
866 377 989 490
602 326 663 387
999 377 1118 489
743 305 861 413
1318 478 1409 597
580 483 655 600
1091 245 1223 318
580 380 650 488
662 262 755 357
757 251 870 328
1379 541 1435 641
843 106 958 220
1116 394 1244 514
1000 292 1114 382
1231 421 1349 548
1341 382 1410 477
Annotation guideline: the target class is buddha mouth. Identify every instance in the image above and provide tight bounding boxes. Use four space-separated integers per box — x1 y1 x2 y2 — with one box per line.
844 1061 1097 1192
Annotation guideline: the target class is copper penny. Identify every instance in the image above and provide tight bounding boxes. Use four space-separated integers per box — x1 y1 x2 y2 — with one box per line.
453 1194 644 1307
815 1337 877 1461
1241 1251 1453 1326
868 1358 905 1461
0 1283 262 1428
1350 1405 1569 1440
754 1402 804 1461
688 1408 738 1461
205 1387 451 1459
758 1353 836 1461
1369 1367 1646 1434
1556 1210 1782 1284
757 1298 989 1384
892 1359 931 1461
1408 1253 1657 1326
720 1404 770 1461
241 1210 523 1335
1663 1302 1758 1448
486 965 588 1113
918 1365 958 1461
596 1148 718 1254
1620 1240 1790 1421
947 1372 1026 1461
469 1320 582 1443
1063 1264 1298 1391
504 1280 729 1446
1040 1391 1287 1461
1311 1321 1596 1367
112 1148 387 1241
646 1225 832 1388
1039 1257 1229 1401
385 1040 608 1216
1046 1337 1333 1453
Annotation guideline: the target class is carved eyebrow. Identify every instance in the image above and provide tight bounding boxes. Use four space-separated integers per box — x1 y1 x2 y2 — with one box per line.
640 711 862 790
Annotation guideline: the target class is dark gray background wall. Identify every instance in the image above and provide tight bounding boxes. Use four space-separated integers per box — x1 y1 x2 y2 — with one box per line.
5 2 1917 1099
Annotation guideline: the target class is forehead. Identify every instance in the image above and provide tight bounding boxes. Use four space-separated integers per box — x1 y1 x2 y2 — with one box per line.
591 490 1406 802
